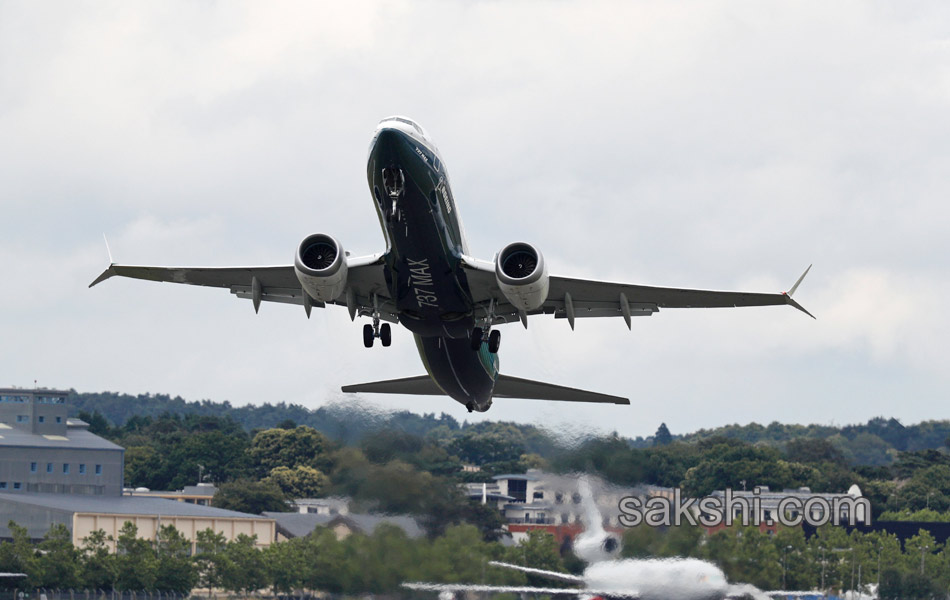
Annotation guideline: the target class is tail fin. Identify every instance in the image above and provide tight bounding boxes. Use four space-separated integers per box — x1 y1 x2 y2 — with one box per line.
572 476 623 563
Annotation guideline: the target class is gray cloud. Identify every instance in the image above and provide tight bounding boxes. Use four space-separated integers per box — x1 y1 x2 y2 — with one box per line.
1 1 948 437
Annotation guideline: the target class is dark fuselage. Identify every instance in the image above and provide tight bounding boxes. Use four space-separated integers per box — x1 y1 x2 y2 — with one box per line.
366 119 499 411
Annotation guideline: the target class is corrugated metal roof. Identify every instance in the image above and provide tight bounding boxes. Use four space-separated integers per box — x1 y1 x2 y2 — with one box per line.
0 427 122 451
264 512 335 538
263 511 424 539
0 493 267 519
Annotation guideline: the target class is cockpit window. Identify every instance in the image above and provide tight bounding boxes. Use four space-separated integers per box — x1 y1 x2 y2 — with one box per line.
379 116 425 137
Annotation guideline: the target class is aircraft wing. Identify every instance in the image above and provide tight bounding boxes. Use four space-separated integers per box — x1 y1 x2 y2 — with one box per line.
403 582 639 598
89 254 396 321
486 561 585 584
460 256 814 327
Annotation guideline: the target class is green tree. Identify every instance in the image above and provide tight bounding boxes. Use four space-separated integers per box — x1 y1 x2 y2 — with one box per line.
264 537 306 594
213 480 288 514
654 423 673 446
298 528 348 593
115 522 157 590
264 465 329 498
79 529 117 590
248 426 333 475
155 525 197 593
0 522 37 588
194 529 228 593
220 534 269 596
33 524 80 589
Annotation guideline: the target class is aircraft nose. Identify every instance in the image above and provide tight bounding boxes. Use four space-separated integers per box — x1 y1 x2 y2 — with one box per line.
371 127 410 162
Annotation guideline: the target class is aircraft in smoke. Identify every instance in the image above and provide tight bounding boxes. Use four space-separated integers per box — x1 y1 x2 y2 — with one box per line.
404 479 795 600
91 116 812 413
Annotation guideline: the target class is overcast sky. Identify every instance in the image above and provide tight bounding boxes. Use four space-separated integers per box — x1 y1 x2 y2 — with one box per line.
1 2 948 439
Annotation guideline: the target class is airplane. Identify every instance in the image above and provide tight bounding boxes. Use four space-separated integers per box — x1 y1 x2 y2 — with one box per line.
90 116 813 413
403 478 782 600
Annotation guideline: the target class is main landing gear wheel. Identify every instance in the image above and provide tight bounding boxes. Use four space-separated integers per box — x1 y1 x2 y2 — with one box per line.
488 329 501 353
380 323 392 347
469 327 484 350
465 401 475 413
363 324 374 348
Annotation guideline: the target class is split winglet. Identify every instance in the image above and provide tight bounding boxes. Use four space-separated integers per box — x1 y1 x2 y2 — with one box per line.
89 234 116 288
783 264 815 319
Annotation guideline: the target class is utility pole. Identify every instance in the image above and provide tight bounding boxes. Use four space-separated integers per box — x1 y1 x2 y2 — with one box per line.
920 544 928 575
821 548 826 592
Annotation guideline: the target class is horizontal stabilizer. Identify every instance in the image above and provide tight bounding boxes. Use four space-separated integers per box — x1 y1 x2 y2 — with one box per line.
494 375 629 404
341 375 443 395
342 374 629 405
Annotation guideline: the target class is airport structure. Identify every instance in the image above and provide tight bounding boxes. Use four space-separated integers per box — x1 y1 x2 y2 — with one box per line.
465 470 651 543
0 387 275 549
466 470 869 543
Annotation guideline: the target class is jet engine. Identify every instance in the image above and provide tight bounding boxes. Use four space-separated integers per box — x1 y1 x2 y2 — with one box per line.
494 242 549 311
573 530 623 564
294 234 347 302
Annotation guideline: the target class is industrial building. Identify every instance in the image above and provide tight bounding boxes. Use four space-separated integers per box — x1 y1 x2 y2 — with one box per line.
0 492 274 551
0 387 275 548
0 388 123 495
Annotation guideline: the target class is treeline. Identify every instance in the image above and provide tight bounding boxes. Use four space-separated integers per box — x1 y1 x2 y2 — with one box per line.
68 390 950 466
6 518 950 598
88 408 950 525
0 522 566 595
624 522 949 599
557 435 950 519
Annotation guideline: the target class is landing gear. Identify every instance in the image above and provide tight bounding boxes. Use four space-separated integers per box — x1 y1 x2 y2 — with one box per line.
470 327 484 350
382 167 405 224
465 401 475 413
470 326 502 353
363 294 392 348
488 329 501 353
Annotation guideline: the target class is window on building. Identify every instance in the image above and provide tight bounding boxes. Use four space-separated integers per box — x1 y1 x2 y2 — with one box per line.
95 464 102 475
508 479 527 503
30 462 37 473
56 416 62 423
0 482 6 489
79 464 86 475
16 415 27 423
533 491 544 500
46 463 53 473
12 482 21 490
38 416 45 423
63 464 70 475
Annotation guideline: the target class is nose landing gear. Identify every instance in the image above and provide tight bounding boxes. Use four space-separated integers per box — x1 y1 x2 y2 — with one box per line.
382 167 405 223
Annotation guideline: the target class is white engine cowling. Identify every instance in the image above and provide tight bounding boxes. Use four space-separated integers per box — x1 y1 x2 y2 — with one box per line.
494 242 549 312
294 234 347 302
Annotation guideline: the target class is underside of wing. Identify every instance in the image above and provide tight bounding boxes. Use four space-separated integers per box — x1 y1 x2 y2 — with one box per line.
89 256 396 320
460 256 814 326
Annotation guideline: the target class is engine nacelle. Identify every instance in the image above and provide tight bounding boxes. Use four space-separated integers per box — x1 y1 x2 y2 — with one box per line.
294 234 347 302
494 242 549 312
